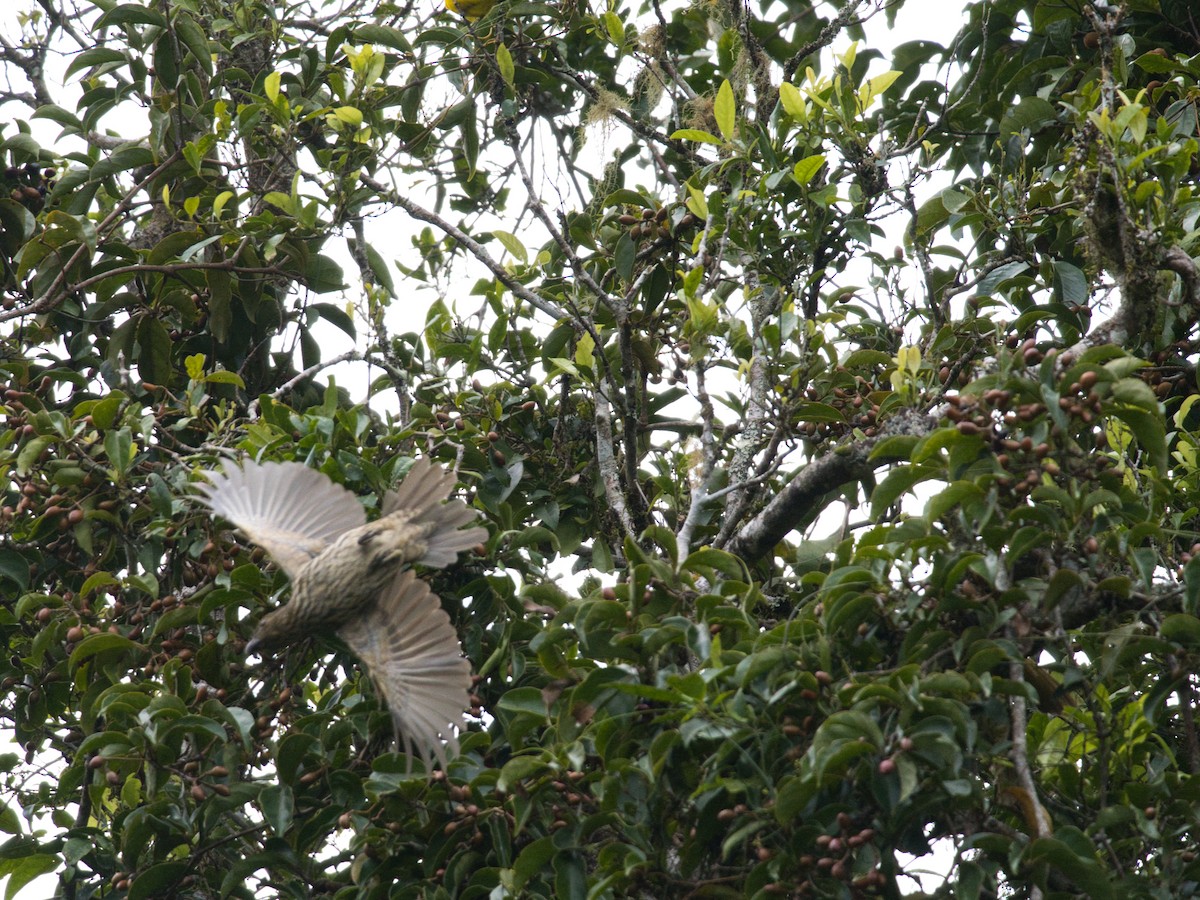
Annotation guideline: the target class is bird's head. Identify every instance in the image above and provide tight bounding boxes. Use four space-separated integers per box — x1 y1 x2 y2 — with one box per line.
244 609 291 657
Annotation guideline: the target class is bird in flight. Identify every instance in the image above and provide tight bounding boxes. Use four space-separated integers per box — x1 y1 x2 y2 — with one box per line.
196 457 485 770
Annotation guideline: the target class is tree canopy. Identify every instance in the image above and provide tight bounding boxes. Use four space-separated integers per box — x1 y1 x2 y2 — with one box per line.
3 0 1200 897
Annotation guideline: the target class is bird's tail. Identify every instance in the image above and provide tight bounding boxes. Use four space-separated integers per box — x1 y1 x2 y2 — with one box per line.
337 569 471 771
382 458 487 567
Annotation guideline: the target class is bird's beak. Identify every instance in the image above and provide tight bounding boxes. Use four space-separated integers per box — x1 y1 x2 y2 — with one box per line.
245 637 261 656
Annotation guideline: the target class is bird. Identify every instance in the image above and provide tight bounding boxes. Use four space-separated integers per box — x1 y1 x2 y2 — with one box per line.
195 457 486 770
445 0 496 21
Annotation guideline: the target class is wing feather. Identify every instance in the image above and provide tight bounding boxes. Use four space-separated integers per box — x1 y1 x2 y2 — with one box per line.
196 461 366 578
338 569 470 771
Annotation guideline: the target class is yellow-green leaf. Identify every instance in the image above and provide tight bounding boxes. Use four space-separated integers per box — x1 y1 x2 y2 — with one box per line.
212 190 234 219
333 106 363 126
685 183 709 221
575 331 595 371
185 353 206 380
714 79 735 140
496 43 515 89
264 71 281 104
263 191 293 214
779 82 806 121
602 10 624 45
792 154 825 185
121 775 142 808
670 128 722 145
863 70 902 104
839 42 858 72
205 370 246 387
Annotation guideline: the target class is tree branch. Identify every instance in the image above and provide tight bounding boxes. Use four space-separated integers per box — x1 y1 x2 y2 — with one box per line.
359 174 569 323
594 390 636 540
727 408 935 563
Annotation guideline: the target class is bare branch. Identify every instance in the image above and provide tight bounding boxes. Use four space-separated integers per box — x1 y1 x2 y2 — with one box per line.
781 0 872 84
359 174 568 323
728 408 935 563
595 390 636 540
1007 656 1053 847
247 350 362 419
714 270 778 545
676 360 718 559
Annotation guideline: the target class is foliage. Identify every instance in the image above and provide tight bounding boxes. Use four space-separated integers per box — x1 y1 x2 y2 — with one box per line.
3 0 1200 897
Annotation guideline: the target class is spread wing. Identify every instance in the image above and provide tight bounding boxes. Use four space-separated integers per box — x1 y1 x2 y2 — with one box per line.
338 568 470 771
381 458 487 568
196 461 366 578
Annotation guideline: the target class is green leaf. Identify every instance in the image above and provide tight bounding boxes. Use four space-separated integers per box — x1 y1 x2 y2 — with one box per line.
304 254 346 293
602 10 623 45
1110 377 1159 412
461 107 479 178
104 428 133 479
496 687 548 717
275 733 319 785
259 784 294 836
681 547 747 581
69 632 141 673
1023 832 1112 899
554 850 587 900
184 353 206 381
134 316 172 386
1052 260 1088 305
511 836 556 891
353 24 412 52
30 104 82 131
174 12 214 76
493 229 527 263
999 96 1057 138
871 464 938 518
90 146 155 181
311 302 356 339
363 241 396 296
0 800 21 835
128 862 190 900
496 755 551 793
1161 613 1200 645
120 775 142 809
863 69 902 102
0 551 30 592
1109 406 1166 471
263 191 293 214
574 331 595 370
1134 51 1183 74
79 572 120 600
64 47 128 80
205 370 245 387
206 269 232 341
96 4 168 28
2 855 57 900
